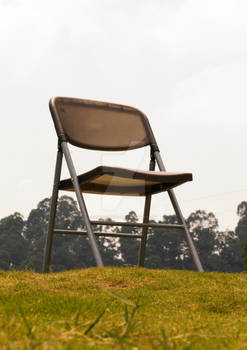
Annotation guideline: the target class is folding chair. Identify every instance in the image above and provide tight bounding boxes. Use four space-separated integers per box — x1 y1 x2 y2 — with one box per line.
42 97 203 272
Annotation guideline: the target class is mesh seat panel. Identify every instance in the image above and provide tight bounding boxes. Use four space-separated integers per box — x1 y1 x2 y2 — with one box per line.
59 166 192 196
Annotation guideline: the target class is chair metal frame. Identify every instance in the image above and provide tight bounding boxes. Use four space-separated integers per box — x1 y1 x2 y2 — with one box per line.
42 97 203 272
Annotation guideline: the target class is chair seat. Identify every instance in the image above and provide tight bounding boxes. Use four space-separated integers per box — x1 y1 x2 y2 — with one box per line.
59 166 192 196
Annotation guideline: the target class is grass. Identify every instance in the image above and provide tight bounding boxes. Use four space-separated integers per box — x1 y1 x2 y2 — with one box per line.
0 267 247 349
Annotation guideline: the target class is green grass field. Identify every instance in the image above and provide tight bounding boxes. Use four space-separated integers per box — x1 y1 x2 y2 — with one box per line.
0 267 247 349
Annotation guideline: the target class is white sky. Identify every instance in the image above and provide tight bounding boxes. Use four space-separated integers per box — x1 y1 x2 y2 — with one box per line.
1 0 247 230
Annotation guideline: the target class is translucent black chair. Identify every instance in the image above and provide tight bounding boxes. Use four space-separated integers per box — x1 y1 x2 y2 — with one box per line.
42 97 203 272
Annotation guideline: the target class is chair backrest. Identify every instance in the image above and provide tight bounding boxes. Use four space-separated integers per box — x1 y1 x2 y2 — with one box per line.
49 97 157 151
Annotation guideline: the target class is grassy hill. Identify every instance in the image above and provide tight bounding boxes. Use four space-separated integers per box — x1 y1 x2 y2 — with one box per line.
0 268 247 349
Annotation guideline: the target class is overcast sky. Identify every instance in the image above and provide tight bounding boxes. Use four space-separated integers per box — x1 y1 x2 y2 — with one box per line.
1 0 247 230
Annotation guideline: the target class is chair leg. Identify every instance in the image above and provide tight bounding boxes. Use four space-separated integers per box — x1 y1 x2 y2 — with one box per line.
42 149 63 273
167 188 204 271
61 141 103 267
138 150 155 267
138 195 152 267
154 150 204 272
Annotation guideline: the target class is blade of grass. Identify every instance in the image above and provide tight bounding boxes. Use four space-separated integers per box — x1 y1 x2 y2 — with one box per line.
121 303 139 338
160 328 169 350
121 294 141 337
74 310 81 327
84 305 108 335
104 330 136 347
19 306 35 339
124 305 129 324
103 289 135 307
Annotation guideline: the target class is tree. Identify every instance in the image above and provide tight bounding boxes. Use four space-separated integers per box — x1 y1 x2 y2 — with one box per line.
0 213 26 270
24 195 86 271
23 195 120 272
94 218 121 266
185 210 222 271
1 195 247 273
242 243 247 272
23 197 51 271
236 201 247 244
146 215 184 269
235 201 247 271
146 210 224 271
118 211 140 265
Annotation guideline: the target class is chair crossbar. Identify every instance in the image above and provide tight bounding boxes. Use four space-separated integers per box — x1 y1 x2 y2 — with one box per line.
54 229 142 238
90 220 184 230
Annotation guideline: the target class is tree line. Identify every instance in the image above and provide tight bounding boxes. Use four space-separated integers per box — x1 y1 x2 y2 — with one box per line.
0 195 247 273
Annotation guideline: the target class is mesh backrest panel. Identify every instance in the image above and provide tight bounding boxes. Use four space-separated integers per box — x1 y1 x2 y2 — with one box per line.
50 97 155 151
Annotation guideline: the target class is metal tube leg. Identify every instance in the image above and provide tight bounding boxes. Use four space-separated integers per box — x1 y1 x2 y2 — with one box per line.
61 141 103 267
138 151 155 267
42 149 63 273
167 188 203 271
138 195 152 267
154 151 204 272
